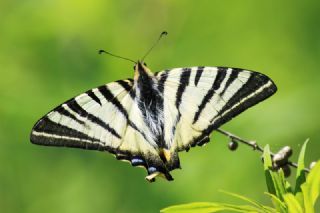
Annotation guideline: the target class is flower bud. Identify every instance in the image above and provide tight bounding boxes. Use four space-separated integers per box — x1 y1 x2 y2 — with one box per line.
272 146 292 167
228 141 238 151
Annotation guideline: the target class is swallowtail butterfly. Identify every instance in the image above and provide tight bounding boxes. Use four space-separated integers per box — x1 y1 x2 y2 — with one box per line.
30 42 277 182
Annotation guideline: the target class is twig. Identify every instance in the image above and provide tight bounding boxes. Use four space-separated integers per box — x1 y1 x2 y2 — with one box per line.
216 128 310 173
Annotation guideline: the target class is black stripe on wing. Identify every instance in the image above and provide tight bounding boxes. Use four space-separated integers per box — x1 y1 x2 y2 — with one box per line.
30 117 108 151
116 79 135 99
158 71 168 93
213 71 276 124
193 67 227 124
220 68 241 97
98 85 129 118
192 71 277 146
194 66 204 86
175 68 191 108
55 106 85 125
212 67 227 90
98 84 150 143
171 68 191 138
67 99 121 139
86 90 102 105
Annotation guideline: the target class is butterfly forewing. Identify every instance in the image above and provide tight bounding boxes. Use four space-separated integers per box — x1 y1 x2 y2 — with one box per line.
156 66 277 151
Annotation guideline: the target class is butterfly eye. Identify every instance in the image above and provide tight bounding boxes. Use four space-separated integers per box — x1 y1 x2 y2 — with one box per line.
133 65 135 70
143 62 147 66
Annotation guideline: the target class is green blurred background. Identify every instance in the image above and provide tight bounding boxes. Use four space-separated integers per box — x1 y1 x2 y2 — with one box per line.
1 0 320 212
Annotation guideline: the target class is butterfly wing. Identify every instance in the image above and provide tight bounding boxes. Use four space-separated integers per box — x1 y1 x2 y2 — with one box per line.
30 79 172 181
31 66 277 182
156 66 277 152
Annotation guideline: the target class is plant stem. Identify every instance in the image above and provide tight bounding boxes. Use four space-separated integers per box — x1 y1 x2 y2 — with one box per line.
216 128 310 173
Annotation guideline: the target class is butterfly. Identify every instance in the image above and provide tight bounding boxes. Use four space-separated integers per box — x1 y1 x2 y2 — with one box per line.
30 33 277 182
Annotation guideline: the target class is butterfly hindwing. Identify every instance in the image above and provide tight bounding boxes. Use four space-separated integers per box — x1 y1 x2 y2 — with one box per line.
156 66 277 152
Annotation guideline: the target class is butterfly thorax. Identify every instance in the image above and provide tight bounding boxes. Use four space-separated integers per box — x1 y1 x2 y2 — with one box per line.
134 62 166 148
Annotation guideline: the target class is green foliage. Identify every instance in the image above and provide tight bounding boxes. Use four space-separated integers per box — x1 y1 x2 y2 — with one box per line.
160 202 261 213
161 142 320 213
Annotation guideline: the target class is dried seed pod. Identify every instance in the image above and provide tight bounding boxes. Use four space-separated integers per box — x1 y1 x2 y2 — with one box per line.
273 146 293 167
273 153 287 167
281 146 293 158
228 140 238 151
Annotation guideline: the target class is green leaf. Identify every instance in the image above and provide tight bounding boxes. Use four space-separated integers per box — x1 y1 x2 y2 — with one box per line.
294 139 308 209
276 168 289 195
299 161 320 213
160 202 225 213
304 161 320 206
295 139 308 193
283 194 303 213
264 192 287 211
285 181 292 193
263 145 276 195
219 190 277 212
219 190 266 210
160 202 264 213
263 145 284 212
261 205 278 213
263 145 287 200
301 184 314 213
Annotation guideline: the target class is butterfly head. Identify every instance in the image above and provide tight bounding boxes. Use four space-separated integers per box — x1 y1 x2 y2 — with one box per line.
134 60 153 80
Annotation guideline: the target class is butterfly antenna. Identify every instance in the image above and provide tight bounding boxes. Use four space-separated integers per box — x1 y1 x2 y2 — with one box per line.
141 31 168 62
98 50 136 64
